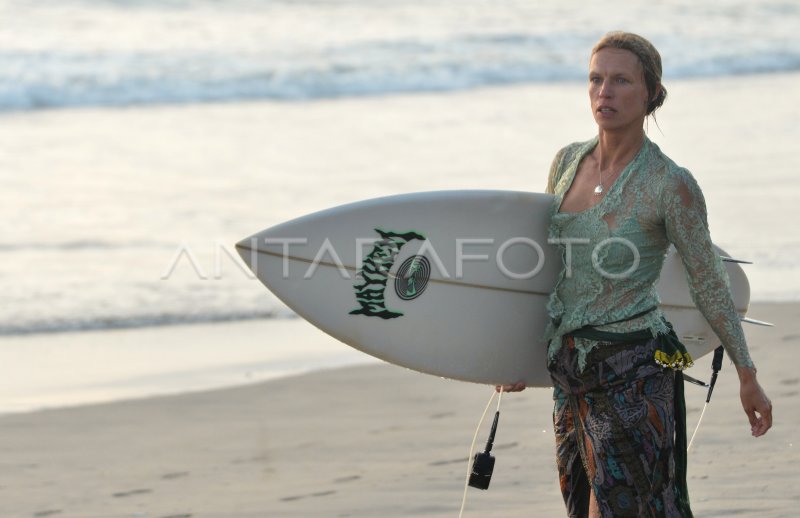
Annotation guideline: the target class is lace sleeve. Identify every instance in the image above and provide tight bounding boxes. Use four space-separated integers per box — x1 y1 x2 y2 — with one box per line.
659 168 754 368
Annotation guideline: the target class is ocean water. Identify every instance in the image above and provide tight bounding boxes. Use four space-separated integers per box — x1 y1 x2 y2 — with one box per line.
2 0 800 111
2 0 800 337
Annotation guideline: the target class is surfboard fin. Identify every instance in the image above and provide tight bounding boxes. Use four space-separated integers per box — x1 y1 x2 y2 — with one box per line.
741 317 774 327
720 256 753 264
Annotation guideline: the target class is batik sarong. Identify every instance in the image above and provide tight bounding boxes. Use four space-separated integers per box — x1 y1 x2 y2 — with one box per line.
549 335 692 518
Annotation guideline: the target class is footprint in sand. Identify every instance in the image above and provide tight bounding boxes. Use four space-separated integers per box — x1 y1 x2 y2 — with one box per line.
112 488 153 498
33 511 63 517
158 514 192 518
280 490 337 502
428 457 468 467
429 412 456 419
493 442 519 451
428 442 519 466
333 475 361 483
779 378 800 386
161 471 190 480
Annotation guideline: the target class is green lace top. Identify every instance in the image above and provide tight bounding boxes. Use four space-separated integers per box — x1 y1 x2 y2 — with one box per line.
543 136 754 371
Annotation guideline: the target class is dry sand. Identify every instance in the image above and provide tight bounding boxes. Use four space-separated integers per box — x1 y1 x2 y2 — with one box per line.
1 302 797 518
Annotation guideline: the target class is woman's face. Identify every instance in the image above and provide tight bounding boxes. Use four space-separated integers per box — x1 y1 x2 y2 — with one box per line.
588 48 651 131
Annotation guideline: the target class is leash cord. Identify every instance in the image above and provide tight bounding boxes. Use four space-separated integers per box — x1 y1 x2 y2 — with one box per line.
458 388 503 517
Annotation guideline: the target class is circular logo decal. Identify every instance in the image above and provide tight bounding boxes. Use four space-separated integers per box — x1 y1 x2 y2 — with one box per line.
394 255 431 301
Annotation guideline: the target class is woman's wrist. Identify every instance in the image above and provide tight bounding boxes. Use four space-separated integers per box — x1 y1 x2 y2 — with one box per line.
736 364 758 383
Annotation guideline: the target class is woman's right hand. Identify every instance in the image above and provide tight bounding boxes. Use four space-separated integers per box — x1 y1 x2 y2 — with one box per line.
496 382 526 393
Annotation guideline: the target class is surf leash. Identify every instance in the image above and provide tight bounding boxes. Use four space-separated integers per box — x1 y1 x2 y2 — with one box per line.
687 345 725 451
458 387 503 517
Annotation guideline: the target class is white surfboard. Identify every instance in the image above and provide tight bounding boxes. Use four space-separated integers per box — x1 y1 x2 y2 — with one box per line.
236 190 750 387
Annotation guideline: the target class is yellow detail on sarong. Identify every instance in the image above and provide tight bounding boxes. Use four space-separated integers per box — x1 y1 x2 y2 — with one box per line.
654 349 695 370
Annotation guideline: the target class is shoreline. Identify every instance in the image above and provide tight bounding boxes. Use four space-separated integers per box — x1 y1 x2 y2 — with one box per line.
0 301 788 417
0 317 377 416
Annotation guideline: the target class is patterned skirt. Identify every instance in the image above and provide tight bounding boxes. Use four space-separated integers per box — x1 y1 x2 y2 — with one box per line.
549 335 692 518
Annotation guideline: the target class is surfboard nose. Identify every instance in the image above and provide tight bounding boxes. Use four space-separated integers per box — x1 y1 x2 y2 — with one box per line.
235 235 258 269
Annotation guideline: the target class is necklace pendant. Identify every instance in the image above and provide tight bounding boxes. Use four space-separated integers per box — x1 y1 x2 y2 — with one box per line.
594 184 604 195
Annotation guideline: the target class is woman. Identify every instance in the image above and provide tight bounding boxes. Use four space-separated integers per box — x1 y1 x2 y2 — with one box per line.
499 32 772 517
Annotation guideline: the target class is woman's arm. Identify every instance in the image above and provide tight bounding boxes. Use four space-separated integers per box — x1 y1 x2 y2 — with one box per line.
660 168 772 436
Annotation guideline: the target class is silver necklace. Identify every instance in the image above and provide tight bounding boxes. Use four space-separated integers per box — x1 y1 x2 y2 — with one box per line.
594 167 604 195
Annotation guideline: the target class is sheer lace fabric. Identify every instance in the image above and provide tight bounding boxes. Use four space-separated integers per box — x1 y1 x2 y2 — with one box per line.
543 136 753 370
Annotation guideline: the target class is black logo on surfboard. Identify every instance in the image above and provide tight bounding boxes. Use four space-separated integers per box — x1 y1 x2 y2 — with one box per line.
350 228 425 319
395 255 430 301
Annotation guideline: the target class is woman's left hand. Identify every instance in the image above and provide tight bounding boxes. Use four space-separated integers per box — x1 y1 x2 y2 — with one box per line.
737 367 773 437
496 382 526 393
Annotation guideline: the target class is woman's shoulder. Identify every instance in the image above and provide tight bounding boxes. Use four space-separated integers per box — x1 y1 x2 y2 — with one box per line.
646 140 701 190
645 141 706 213
555 139 594 164
546 139 595 193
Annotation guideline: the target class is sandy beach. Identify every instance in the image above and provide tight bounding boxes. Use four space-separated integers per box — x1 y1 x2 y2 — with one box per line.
1 302 797 518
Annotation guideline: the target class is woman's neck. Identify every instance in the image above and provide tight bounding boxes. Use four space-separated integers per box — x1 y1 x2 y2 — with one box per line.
595 128 645 172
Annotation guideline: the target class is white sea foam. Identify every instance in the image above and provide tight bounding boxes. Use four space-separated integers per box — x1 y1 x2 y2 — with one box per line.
1 0 799 110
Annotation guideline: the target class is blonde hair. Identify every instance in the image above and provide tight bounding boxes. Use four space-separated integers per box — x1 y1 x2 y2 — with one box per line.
592 31 667 115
